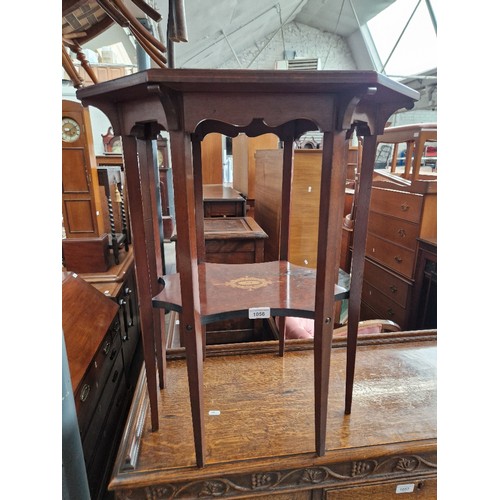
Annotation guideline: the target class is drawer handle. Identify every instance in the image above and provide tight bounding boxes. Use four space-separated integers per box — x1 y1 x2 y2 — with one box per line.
112 370 119 383
389 285 398 293
79 384 91 402
400 202 410 211
397 228 406 237
102 340 111 355
110 348 118 361
394 256 403 263
387 308 395 317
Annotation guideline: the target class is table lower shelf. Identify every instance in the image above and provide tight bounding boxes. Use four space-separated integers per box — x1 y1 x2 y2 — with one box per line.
153 260 350 324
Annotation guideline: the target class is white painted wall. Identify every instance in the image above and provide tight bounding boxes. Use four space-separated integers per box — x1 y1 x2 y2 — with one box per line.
218 22 357 70
390 108 437 127
215 21 436 125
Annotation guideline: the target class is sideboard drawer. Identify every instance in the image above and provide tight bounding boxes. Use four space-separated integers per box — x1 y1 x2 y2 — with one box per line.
367 212 419 251
366 233 415 279
86 371 127 499
82 353 124 466
363 258 412 308
75 326 122 438
324 477 437 499
370 187 424 223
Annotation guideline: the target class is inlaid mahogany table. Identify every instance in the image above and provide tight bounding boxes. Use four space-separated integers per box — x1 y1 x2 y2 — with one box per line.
77 68 418 467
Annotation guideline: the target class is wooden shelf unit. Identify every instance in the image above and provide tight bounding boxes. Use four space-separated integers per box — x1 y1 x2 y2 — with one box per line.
77 68 418 468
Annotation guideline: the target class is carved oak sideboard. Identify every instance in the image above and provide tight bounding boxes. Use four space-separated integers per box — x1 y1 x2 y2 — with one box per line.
108 331 437 499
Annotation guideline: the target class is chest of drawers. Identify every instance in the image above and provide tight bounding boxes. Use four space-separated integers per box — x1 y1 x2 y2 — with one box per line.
361 185 436 330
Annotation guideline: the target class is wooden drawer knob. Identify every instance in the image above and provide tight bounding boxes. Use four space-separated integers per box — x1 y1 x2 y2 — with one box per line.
397 228 406 237
400 202 410 211
390 285 398 293
394 256 403 263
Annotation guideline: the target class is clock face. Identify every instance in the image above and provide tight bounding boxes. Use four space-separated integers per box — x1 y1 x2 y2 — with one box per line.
62 117 81 143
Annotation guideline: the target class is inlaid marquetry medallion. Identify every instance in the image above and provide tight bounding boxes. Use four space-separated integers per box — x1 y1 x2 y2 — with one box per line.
223 276 273 291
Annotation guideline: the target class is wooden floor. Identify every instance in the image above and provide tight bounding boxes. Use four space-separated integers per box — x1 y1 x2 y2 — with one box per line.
109 332 436 498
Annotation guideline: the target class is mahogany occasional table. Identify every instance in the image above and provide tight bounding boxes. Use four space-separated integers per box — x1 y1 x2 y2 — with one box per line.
77 68 418 467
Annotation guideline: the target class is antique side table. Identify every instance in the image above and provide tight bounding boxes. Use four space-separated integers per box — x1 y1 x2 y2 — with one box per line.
77 69 418 467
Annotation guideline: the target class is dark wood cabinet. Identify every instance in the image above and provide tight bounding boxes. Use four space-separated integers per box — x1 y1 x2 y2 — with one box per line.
411 238 437 329
63 272 126 499
87 250 142 386
62 249 142 499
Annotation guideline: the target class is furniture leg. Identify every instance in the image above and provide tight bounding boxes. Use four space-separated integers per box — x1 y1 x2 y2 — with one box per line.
183 318 205 466
192 137 206 263
313 130 348 456
152 138 167 276
345 134 377 414
277 316 286 356
277 136 294 357
137 137 168 389
170 131 206 466
193 137 207 362
121 134 160 430
278 135 294 262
